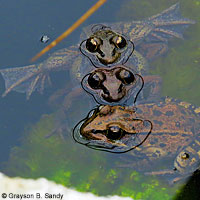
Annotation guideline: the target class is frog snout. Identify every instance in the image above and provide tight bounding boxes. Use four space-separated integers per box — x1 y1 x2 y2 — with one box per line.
97 44 119 65
101 80 126 102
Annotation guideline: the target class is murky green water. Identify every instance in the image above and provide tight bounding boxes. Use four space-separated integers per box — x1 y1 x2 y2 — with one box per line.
0 0 200 199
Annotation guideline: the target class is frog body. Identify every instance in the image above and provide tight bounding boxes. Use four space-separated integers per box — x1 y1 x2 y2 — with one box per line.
76 97 200 181
0 3 194 99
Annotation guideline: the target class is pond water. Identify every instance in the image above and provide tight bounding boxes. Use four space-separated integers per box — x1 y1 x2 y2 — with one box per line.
0 0 199 199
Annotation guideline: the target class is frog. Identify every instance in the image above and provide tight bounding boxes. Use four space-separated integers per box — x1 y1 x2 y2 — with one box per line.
73 103 153 153
79 65 163 106
73 97 200 182
47 64 161 114
0 3 194 100
80 65 144 105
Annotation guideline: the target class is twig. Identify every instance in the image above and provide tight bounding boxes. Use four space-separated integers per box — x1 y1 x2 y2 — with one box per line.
31 0 107 62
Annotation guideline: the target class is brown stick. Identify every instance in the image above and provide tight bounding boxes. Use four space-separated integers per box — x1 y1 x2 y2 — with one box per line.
31 0 107 62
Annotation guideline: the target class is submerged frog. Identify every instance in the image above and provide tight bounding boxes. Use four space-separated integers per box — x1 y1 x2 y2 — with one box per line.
81 66 144 105
74 97 200 182
73 104 153 153
80 65 162 105
0 3 194 99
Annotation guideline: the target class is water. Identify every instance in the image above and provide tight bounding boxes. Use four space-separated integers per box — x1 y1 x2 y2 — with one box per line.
0 0 199 199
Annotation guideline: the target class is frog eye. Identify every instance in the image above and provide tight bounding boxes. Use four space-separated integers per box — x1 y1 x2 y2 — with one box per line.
111 35 127 49
180 152 190 160
86 37 101 53
116 69 135 85
106 125 123 140
88 71 105 89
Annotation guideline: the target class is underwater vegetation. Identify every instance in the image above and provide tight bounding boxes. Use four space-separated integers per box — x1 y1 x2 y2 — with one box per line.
3 113 176 200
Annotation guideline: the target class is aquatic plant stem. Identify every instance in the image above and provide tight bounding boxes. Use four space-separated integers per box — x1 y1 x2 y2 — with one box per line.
31 0 107 62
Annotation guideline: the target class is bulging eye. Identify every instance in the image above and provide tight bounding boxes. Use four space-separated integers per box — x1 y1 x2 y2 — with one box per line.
88 71 105 89
86 37 101 53
180 152 190 160
106 125 123 140
111 35 127 49
116 69 135 85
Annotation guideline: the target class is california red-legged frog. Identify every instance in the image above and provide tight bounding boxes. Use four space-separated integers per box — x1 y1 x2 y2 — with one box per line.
74 97 200 182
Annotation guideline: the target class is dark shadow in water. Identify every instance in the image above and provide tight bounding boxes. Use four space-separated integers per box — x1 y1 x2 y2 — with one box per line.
174 168 200 200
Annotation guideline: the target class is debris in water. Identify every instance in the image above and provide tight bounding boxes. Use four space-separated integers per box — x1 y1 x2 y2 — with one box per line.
40 35 50 43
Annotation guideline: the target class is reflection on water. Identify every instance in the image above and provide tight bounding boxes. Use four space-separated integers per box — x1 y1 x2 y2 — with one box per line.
0 0 199 199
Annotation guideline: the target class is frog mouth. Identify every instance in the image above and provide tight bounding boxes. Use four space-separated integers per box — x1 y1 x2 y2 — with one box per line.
101 94 125 103
101 90 126 103
97 54 120 66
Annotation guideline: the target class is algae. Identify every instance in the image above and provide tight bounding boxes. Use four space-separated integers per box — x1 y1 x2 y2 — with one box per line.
2 112 175 198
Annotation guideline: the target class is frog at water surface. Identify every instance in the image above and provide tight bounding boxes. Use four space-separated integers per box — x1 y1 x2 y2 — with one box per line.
80 65 162 105
0 3 194 100
73 103 152 153
81 65 145 105
76 97 200 182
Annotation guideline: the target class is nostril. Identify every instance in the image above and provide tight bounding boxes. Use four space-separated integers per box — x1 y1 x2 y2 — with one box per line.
97 49 105 57
102 86 110 96
101 52 105 57
118 84 123 94
112 49 116 56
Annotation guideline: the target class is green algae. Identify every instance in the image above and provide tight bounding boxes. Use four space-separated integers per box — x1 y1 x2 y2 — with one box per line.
117 176 172 200
2 112 175 198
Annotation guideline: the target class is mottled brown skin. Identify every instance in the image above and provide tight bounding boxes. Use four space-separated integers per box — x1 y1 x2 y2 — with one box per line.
123 98 200 182
81 97 200 182
132 98 199 156
80 104 150 148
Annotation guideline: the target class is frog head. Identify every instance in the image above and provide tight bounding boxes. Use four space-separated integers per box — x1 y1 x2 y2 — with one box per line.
80 25 134 67
73 105 152 153
81 66 143 105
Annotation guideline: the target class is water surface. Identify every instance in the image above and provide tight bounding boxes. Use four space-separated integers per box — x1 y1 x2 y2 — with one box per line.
0 0 199 199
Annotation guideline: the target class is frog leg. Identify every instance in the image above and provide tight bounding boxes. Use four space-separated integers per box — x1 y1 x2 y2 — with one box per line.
118 146 167 170
45 110 69 140
145 138 200 183
46 86 92 139
139 3 195 60
148 3 195 41
48 80 76 108
62 87 86 110
120 3 195 43
0 45 80 99
136 42 168 61
0 64 49 99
